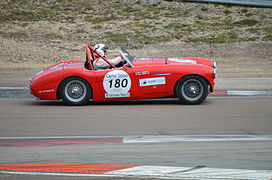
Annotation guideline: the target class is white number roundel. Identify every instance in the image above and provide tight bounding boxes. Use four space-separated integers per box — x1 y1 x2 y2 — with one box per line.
103 70 131 98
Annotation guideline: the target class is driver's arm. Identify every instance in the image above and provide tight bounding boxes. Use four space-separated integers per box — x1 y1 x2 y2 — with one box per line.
94 58 110 69
110 56 124 65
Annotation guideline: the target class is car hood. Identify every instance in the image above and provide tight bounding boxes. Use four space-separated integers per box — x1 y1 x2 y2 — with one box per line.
134 57 215 68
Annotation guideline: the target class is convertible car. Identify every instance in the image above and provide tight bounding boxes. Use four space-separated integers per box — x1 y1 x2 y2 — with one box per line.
29 44 216 105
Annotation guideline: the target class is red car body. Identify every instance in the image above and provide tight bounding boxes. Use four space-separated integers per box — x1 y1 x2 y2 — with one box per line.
30 44 216 105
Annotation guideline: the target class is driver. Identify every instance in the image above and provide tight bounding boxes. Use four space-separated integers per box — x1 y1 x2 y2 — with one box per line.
93 44 124 69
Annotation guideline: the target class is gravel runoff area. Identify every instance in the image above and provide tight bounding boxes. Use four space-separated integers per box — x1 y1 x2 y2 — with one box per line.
0 37 271 88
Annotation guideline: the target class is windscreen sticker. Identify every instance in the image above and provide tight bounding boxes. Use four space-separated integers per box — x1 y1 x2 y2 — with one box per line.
139 77 166 87
103 70 131 98
168 58 197 64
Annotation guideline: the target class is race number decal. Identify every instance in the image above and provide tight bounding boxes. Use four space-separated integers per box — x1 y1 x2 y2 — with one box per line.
103 70 131 98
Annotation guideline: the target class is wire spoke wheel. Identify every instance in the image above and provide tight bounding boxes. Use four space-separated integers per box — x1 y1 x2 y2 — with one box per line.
60 77 91 105
65 80 87 102
176 75 208 104
181 79 203 101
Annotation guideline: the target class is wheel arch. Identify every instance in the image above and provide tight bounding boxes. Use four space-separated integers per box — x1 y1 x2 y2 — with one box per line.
56 76 93 100
174 74 212 96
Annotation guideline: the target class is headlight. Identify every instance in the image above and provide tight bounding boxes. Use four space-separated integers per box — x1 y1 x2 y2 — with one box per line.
214 67 217 79
213 61 217 79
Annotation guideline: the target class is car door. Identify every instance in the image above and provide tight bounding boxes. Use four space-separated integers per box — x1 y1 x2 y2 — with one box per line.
94 67 141 101
133 65 172 98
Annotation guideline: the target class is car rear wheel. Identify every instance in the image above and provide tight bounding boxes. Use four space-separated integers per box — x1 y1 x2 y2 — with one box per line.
176 75 208 105
60 77 92 105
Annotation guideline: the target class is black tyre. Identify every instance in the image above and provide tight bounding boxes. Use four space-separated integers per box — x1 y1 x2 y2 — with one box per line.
176 75 208 105
59 77 92 105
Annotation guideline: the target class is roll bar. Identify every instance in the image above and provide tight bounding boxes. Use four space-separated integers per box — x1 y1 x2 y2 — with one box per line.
85 44 116 70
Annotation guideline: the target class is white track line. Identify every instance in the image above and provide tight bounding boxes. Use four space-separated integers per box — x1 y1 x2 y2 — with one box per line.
106 166 272 180
124 135 272 143
0 87 28 89
228 91 272 96
1 135 272 143
1 166 272 180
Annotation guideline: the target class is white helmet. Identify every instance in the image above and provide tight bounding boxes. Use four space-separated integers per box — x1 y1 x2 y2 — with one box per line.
94 44 108 57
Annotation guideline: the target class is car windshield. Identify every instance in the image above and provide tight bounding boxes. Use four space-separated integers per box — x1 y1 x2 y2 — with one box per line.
119 47 135 67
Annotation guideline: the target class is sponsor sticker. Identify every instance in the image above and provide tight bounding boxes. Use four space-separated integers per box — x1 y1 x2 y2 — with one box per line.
135 71 150 76
139 77 166 87
103 70 131 98
168 58 197 64
139 58 152 61
39 89 54 94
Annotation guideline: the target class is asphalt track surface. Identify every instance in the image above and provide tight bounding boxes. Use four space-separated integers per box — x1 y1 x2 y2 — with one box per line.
0 97 272 136
0 96 272 179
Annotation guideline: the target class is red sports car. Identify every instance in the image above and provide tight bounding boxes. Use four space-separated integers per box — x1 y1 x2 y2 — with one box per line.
30 44 216 105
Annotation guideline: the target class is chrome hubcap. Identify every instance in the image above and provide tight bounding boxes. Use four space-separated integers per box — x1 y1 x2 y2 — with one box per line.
71 87 80 94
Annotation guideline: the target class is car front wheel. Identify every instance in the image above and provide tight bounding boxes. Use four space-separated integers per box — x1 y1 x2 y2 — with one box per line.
176 75 208 105
60 77 92 105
